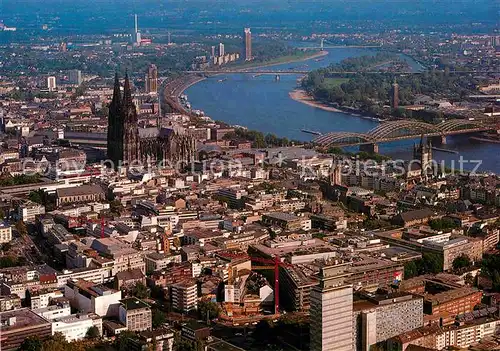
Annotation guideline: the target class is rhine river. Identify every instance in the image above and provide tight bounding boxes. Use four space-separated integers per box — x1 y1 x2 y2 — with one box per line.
185 47 500 173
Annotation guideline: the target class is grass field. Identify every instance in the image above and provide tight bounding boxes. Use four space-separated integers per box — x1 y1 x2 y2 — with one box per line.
322 77 349 88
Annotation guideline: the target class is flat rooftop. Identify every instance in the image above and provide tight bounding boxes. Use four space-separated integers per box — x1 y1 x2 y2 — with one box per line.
120 297 150 311
251 238 333 258
0 308 51 333
427 286 480 305
207 339 247 351
263 212 300 222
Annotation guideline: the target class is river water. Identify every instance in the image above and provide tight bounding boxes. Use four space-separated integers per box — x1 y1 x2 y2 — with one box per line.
185 48 500 173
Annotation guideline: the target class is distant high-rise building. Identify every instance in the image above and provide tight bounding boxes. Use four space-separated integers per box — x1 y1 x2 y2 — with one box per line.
133 14 141 45
310 263 353 351
47 76 57 92
218 43 225 57
244 28 252 61
492 36 500 47
211 46 216 58
68 69 82 85
145 64 158 94
391 79 399 109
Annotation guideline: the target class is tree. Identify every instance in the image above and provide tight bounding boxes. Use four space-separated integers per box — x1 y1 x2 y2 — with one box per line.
115 330 138 351
198 300 220 320
452 254 472 271
150 285 166 301
404 261 418 279
15 220 28 237
429 218 459 232
419 252 444 274
28 190 44 204
0 242 11 252
109 200 124 216
131 282 150 299
174 338 196 351
172 237 181 249
0 256 19 268
464 273 475 286
152 308 166 328
42 332 68 351
19 336 43 351
86 325 101 339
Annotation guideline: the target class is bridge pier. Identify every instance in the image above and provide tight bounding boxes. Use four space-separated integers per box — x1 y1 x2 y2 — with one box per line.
430 135 447 145
359 143 379 154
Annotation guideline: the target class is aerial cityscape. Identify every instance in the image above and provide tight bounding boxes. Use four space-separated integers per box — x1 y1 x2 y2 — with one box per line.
0 0 499 350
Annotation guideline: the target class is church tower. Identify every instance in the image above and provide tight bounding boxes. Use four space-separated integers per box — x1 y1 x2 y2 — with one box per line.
107 73 140 168
413 135 433 179
107 73 123 166
122 73 140 166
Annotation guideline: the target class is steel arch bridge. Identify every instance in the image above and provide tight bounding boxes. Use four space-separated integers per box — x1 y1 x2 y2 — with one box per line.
313 119 494 147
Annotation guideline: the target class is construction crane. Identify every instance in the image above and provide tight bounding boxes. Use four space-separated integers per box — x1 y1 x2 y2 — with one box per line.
251 256 293 314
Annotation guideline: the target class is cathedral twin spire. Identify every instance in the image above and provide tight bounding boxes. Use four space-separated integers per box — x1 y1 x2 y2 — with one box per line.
107 72 140 167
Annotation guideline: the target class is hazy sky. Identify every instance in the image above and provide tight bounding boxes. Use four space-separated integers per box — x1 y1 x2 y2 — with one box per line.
1 0 498 34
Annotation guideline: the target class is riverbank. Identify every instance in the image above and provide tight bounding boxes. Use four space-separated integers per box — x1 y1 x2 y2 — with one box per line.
289 89 344 113
236 50 328 72
176 50 329 97
162 74 207 115
289 88 384 123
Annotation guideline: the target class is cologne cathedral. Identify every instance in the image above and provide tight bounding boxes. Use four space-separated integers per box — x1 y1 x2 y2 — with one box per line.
107 73 196 168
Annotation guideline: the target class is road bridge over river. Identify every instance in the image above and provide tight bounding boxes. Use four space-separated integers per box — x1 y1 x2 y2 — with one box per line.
312 119 498 153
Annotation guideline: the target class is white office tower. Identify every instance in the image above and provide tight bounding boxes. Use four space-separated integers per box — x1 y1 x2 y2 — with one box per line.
134 14 141 45
219 43 225 57
47 76 57 92
310 263 353 351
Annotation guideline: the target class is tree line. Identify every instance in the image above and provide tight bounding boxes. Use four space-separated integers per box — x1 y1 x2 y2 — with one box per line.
301 54 487 117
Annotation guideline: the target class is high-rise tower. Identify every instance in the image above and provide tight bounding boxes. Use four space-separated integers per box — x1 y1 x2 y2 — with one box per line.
145 64 158 94
244 28 252 61
133 14 141 45
391 78 399 109
310 263 353 351
218 43 225 57
47 76 57 92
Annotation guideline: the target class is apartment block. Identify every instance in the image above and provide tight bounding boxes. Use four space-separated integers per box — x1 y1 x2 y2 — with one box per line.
0 308 52 350
170 279 198 313
310 263 353 351
353 291 423 351
64 279 122 317
52 312 102 341
0 223 12 243
0 294 21 311
119 297 152 332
